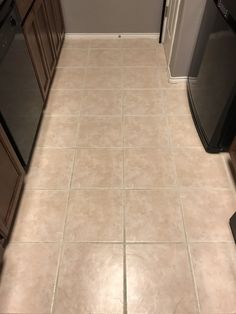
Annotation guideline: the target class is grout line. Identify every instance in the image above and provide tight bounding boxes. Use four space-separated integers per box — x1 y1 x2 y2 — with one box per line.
61 241 124 244
50 231 66 314
49 87 186 91
9 239 235 245
85 44 90 68
34 145 204 150
123 191 128 314
61 47 162 51
121 79 128 314
24 186 234 192
51 88 186 91
173 181 201 312
179 195 202 314
56 65 168 69
166 115 201 314
50 135 78 314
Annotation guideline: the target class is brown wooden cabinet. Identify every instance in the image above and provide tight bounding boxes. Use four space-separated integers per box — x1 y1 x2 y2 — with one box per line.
20 0 64 100
0 125 25 240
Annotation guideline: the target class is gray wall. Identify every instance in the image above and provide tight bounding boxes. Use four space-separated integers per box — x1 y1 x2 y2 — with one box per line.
169 0 207 77
60 0 164 33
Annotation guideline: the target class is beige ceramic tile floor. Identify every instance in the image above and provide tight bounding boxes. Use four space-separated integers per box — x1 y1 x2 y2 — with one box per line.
0 38 236 314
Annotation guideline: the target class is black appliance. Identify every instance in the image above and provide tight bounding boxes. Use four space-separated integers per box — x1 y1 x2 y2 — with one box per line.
0 0 43 167
188 0 236 153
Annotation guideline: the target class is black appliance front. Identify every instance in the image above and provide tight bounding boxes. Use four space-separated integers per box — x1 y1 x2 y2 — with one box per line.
0 1 43 167
188 0 236 153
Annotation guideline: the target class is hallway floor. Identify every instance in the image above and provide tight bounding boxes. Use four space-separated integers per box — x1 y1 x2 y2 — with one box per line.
0 37 236 314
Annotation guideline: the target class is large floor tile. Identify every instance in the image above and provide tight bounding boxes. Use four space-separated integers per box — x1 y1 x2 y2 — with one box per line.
0 243 59 313
72 149 123 188
124 116 169 147
123 90 164 115
163 89 190 115
63 38 91 49
126 244 198 314
88 48 122 66
174 148 229 188
168 115 201 147
85 67 122 89
125 189 185 242
80 90 123 115
65 189 123 242
53 243 123 314
77 116 123 147
181 189 235 242
122 49 158 66
37 116 78 148
45 90 83 116
90 38 122 48
11 190 68 242
190 243 236 313
58 48 88 67
26 148 75 189
121 38 158 49
124 148 176 188
52 68 85 90
122 67 159 89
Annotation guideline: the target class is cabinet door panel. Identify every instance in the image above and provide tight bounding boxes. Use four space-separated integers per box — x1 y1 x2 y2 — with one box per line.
52 0 65 45
23 10 50 99
0 125 25 238
44 0 61 57
34 0 56 76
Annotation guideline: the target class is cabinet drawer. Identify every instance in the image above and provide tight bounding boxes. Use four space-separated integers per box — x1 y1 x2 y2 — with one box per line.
16 0 34 21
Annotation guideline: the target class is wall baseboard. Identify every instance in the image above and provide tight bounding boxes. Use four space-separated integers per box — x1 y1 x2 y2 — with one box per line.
65 33 160 40
168 66 188 84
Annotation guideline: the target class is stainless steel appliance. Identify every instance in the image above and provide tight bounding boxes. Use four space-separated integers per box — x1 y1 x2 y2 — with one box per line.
0 0 43 167
188 0 236 153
